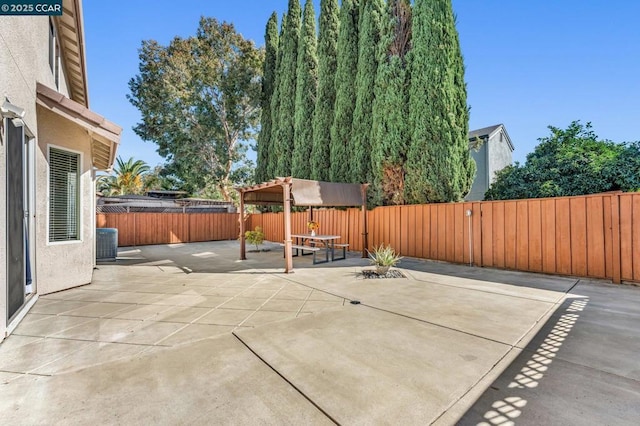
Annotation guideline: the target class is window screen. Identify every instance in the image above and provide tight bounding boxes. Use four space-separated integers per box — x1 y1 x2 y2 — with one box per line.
49 147 80 242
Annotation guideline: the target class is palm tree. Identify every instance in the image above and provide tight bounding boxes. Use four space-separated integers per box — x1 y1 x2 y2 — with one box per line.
98 157 150 195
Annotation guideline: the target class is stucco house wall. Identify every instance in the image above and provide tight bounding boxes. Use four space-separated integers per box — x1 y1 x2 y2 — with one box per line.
466 124 514 201
0 1 120 340
35 107 97 294
0 14 66 339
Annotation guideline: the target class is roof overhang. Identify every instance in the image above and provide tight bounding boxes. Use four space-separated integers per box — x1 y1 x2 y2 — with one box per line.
36 82 121 171
55 0 88 106
238 178 366 207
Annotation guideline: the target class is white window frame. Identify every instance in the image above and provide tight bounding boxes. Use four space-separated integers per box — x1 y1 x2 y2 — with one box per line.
47 144 83 245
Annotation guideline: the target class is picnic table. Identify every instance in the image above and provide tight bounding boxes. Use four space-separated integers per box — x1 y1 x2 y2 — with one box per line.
287 234 349 264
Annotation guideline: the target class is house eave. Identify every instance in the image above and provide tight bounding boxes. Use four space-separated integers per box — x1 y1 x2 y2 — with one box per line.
55 0 89 106
36 82 120 170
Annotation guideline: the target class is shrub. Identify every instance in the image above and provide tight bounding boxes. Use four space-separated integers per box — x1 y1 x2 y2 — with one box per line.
245 226 265 251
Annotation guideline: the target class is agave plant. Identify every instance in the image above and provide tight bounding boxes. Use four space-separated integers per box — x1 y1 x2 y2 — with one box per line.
367 244 403 274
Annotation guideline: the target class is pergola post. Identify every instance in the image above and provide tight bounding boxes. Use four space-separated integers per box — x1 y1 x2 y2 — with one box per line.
239 190 246 260
283 182 293 272
361 184 369 258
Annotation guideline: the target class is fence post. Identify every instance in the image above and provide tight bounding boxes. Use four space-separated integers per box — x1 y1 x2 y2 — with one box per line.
611 194 622 284
239 192 246 260
473 202 483 267
361 184 369 258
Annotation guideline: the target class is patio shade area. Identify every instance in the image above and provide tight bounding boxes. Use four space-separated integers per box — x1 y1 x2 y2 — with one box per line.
237 177 369 272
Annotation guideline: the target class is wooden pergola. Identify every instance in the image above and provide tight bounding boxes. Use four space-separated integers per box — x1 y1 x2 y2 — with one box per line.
237 177 368 273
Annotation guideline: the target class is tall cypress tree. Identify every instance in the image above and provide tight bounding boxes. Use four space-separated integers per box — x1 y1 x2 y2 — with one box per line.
291 0 318 179
351 0 385 184
274 0 301 177
330 0 359 183
405 0 473 203
311 0 339 181
267 14 287 179
256 13 279 183
453 20 476 197
370 0 412 205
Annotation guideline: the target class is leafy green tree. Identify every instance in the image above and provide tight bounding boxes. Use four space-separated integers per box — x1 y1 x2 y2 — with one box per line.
330 0 359 183
485 121 640 200
273 0 302 177
351 0 386 185
291 0 318 179
311 0 339 181
267 14 287 180
404 0 474 203
370 0 412 205
97 157 150 196
142 165 185 192
606 142 640 192
256 13 279 183
128 18 263 201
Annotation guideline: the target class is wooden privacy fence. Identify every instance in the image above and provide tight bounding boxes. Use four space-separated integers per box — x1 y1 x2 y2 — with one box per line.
96 213 239 247
247 192 640 284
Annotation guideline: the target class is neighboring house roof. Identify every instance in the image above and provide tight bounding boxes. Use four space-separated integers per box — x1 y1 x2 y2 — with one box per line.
146 190 189 199
58 0 89 106
96 205 231 214
36 82 120 170
469 123 514 151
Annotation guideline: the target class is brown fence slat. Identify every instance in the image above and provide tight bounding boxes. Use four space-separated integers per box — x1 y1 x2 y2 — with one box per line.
586 196 606 278
541 199 557 274
492 202 505 268
555 198 572 275
570 197 588 277
633 194 640 282
619 195 634 281
504 202 517 269
481 203 494 267
455 204 466 264
516 200 529 271
528 200 542 272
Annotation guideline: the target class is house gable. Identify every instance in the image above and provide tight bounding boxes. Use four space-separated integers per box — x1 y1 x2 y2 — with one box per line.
465 124 514 201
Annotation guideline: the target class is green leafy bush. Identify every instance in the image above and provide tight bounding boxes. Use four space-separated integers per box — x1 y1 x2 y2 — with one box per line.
245 226 265 251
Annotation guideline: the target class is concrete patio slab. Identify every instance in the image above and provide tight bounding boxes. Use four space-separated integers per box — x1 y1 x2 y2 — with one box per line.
288 266 563 346
2 241 638 425
0 337 93 373
157 323 234 346
235 305 513 425
1 335 333 425
459 351 640 425
523 285 640 381
30 341 150 375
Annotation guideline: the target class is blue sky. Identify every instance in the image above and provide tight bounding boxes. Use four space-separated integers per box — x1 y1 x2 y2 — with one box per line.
83 0 640 169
